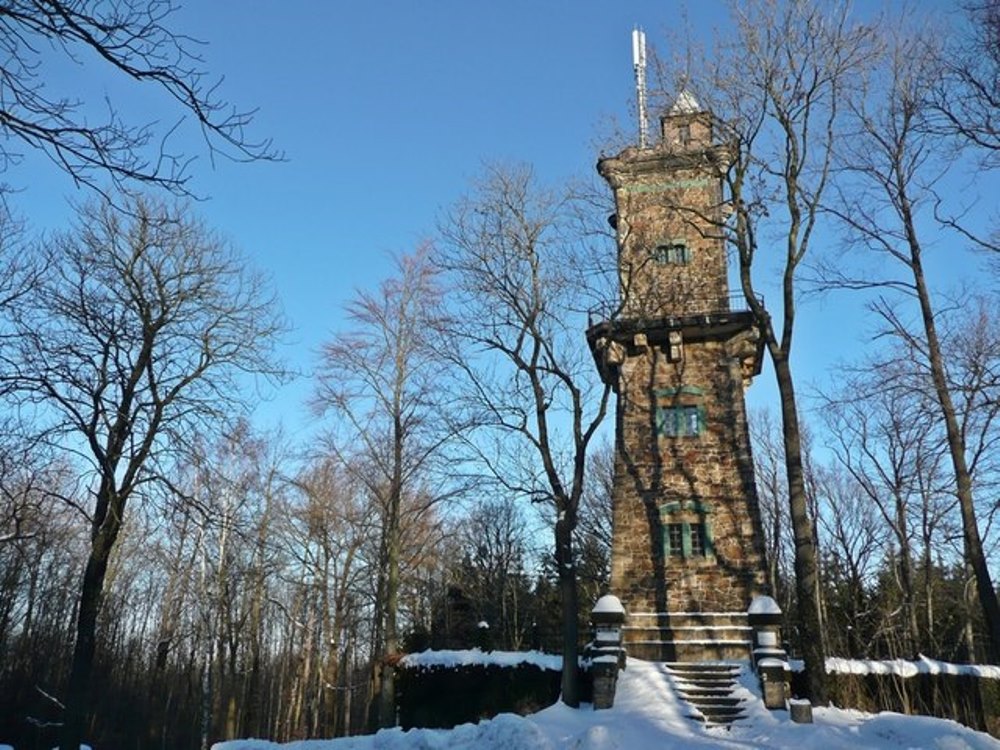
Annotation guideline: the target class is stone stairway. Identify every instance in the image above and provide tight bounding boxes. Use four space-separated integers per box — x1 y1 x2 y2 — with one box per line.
622 612 753 661
664 661 747 728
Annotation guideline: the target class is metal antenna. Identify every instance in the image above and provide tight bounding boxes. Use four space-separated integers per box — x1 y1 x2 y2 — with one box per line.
632 27 649 148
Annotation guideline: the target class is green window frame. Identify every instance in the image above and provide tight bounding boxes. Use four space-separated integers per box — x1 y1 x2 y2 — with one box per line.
665 523 684 557
689 523 706 557
651 240 691 265
656 404 704 437
660 502 716 561
655 386 705 438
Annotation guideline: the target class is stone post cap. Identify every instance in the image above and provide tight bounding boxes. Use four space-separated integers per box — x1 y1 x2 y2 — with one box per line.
748 595 781 615
756 657 788 670
591 595 626 624
747 595 783 626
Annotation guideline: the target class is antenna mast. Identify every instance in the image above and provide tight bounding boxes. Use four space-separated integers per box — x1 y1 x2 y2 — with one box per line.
632 27 649 148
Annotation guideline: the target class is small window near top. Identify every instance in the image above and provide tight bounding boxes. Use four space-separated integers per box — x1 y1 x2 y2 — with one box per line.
652 242 690 265
678 123 691 145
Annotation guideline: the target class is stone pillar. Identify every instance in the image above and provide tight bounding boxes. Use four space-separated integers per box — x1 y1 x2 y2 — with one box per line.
748 596 790 710
757 657 790 710
747 595 787 664
590 595 626 709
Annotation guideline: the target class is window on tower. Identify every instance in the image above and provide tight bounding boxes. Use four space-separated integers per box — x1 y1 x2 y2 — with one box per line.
689 524 706 557
660 501 716 561
652 241 690 265
665 523 684 557
656 404 703 437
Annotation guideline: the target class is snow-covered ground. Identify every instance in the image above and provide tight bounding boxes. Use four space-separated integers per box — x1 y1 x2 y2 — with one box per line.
214 658 1000 749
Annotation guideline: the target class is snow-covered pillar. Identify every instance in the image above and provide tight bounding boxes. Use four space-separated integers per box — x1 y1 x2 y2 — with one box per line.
748 595 790 710
747 595 786 665
590 595 626 709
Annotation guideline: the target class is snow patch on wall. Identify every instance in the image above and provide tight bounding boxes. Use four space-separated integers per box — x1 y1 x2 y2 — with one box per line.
787 655 1000 679
399 649 562 671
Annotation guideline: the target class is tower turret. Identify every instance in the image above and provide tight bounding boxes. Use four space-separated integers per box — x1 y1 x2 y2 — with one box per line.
598 91 733 321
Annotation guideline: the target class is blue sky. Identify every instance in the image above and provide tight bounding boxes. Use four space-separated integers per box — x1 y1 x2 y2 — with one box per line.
15 0 994 444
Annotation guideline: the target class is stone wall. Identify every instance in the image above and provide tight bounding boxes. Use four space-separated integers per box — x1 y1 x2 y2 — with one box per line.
595 107 769 621
609 328 768 614
598 116 732 321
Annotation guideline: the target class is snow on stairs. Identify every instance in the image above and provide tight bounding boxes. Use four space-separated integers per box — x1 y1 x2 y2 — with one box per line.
664 661 747 729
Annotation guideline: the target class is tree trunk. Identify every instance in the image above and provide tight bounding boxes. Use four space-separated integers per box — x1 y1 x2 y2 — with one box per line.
60 490 124 750
965 562 979 662
893 492 919 656
377 416 404 728
772 353 827 703
909 235 1000 662
377 520 399 727
555 512 579 707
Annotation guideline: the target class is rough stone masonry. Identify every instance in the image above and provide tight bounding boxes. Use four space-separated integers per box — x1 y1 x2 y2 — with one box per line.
587 93 769 619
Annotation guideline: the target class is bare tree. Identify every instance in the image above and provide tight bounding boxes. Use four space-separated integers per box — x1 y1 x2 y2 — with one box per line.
931 1 1000 163
820 359 951 656
576 437 613 607
824 17 1000 660
749 408 794 612
812 465 883 658
312 245 460 728
656 0 875 701
451 499 535 650
284 456 371 739
0 0 279 195
180 421 288 748
437 163 612 707
4 193 284 750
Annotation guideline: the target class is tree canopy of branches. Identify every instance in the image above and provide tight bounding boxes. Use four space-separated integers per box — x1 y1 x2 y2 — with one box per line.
821 10 1000 661
932 0 1000 163
0 0 278 194
437 162 612 707
313 246 460 729
2 193 285 750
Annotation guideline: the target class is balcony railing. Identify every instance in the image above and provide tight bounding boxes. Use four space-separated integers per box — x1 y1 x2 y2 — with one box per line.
587 292 761 328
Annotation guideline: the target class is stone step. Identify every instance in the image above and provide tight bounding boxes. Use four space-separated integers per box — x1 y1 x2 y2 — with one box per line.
671 671 742 682
692 703 746 715
677 685 739 703
623 612 753 663
628 639 751 662
677 689 742 708
665 661 748 729
675 680 738 691
628 612 750 629
664 661 743 675
690 709 748 726
623 625 753 643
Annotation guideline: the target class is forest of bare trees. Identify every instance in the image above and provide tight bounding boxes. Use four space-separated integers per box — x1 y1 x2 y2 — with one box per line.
0 0 998 748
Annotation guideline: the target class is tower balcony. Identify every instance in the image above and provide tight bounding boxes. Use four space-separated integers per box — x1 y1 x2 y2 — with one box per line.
586 291 760 332
585 292 764 386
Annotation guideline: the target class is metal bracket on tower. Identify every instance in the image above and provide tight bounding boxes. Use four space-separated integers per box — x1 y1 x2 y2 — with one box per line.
668 330 684 362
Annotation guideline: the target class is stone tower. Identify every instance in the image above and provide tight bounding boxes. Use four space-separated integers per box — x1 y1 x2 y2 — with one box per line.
587 93 768 654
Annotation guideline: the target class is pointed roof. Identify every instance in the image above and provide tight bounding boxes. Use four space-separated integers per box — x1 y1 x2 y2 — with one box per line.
668 89 702 115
